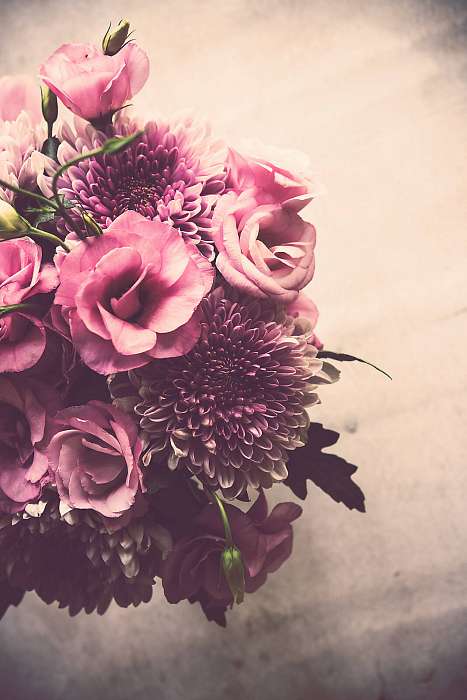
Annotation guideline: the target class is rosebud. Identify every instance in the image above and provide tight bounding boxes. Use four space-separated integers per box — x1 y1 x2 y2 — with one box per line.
81 210 103 237
41 85 58 127
222 545 245 605
102 20 131 56
0 200 30 240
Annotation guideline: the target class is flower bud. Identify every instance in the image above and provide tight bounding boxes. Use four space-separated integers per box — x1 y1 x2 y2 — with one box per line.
41 85 58 127
0 200 30 240
81 210 103 237
222 545 245 605
102 20 131 56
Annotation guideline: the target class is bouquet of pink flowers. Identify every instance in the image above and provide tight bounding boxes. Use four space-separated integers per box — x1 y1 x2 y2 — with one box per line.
0 21 383 624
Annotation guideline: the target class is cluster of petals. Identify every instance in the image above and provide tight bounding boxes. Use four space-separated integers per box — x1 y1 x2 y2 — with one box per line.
0 237 58 373
52 210 214 374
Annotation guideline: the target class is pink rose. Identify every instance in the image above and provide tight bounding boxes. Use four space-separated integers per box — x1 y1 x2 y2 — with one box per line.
53 211 214 374
0 237 59 372
212 192 316 303
39 42 149 121
0 375 59 514
226 144 315 212
47 401 144 519
0 75 42 124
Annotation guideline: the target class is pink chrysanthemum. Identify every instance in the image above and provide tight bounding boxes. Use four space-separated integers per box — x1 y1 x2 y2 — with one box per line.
0 113 50 204
119 289 337 498
40 114 227 259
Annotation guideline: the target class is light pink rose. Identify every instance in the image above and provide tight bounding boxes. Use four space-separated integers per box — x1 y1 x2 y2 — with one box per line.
0 375 59 514
47 401 144 519
226 144 315 212
0 75 42 124
0 237 59 372
212 191 316 303
39 42 149 121
53 211 214 374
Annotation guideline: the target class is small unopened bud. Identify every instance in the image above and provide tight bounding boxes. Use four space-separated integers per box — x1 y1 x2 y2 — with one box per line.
102 20 131 56
81 210 103 237
0 200 30 240
41 85 58 128
222 545 245 605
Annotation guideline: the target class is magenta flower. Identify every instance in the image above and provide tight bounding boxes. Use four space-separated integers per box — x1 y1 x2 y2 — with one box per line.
39 43 149 121
0 375 59 514
211 190 316 303
133 288 331 498
39 114 226 259
162 491 302 618
53 211 214 374
47 401 144 519
0 75 42 124
0 237 59 373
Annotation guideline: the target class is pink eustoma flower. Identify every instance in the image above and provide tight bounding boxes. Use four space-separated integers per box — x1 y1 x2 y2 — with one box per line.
53 211 214 374
0 75 42 124
226 145 315 212
39 42 149 121
47 401 144 519
0 375 59 514
0 237 59 373
212 191 316 303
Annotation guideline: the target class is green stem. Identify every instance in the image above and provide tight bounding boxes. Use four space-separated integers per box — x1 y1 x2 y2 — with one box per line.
0 303 34 317
28 226 70 252
213 493 233 545
0 178 59 210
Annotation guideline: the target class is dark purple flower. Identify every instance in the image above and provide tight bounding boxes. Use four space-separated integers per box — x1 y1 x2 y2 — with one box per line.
39 114 226 259
130 288 336 498
162 491 302 622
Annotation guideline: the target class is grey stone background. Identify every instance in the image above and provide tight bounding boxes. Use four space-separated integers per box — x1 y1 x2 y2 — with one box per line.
1 0 467 698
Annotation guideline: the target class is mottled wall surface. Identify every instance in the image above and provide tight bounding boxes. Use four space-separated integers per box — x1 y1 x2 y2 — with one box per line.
1 1 467 698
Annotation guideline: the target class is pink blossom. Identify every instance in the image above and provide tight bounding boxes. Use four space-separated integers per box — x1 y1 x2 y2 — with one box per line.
0 375 59 514
53 211 214 374
212 191 316 303
287 290 323 349
0 75 42 124
39 43 149 121
47 401 144 519
0 112 50 204
0 237 59 373
226 143 316 211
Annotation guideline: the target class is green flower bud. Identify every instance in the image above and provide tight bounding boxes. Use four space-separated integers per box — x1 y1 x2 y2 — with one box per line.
81 210 103 237
41 85 58 128
222 545 245 605
0 200 30 240
102 20 131 56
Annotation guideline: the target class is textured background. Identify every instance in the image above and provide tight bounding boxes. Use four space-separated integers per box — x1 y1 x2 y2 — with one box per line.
1 1 467 698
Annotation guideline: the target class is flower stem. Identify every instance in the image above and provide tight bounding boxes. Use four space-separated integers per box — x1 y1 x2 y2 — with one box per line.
0 303 34 317
28 226 70 252
213 493 234 545
0 178 59 210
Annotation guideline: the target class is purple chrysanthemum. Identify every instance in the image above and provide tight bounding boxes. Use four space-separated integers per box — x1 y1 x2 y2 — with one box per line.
118 289 336 498
39 114 227 259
